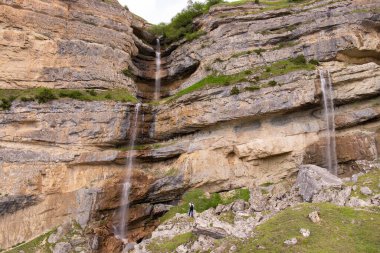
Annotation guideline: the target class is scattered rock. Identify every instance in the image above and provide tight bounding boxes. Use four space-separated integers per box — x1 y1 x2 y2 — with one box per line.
215 204 225 215
249 188 267 212
353 185 357 191
346 197 369 207
256 245 266 249
232 200 249 212
53 242 72 253
295 165 343 202
360 187 373 196
370 194 380 206
229 245 237 252
284 238 297 246
300 228 310 237
193 226 228 239
308 211 320 223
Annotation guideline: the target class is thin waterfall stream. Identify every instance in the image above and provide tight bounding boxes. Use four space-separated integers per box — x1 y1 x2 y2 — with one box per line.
319 70 338 175
115 103 141 242
154 38 161 100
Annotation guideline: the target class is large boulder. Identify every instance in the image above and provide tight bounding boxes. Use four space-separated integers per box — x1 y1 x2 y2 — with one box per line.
193 226 228 239
295 165 343 202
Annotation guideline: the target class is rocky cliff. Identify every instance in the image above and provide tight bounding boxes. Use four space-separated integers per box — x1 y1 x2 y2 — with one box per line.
0 0 379 252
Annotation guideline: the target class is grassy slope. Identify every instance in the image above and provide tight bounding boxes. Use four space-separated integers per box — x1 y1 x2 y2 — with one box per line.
236 203 380 253
165 56 317 103
149 202 380 253
0 88 138 110
160 188 250 222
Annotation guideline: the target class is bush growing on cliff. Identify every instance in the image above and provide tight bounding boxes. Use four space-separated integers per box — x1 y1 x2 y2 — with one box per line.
35 88 57 103
149 0 224 42
0 98 13 110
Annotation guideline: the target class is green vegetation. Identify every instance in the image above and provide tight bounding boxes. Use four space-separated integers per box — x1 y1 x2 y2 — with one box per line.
348 168 379 200
234 203 380 252
6 229 56 253
230 86 240 95
0 97 15 110
258 55 315 80
165 70 250 102
149 0 223 43
147 232 196 253
185 30 207 41
0 88 138 107
166 55 316 102
122 68 135 79
160 188 250 222
219 211 235 224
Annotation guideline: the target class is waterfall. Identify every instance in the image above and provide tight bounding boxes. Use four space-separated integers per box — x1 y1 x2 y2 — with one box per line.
154 38 161 100
319 70 338 175
115 103 141 242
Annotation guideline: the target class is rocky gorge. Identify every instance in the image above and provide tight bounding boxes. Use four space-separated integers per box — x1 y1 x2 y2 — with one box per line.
0 0 379 252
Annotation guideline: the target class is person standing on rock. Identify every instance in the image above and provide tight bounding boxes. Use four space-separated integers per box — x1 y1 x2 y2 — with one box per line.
188 202 195 217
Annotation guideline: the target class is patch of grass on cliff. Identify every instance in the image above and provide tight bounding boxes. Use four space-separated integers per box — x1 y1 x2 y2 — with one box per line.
165 71 251 102
348 168 380 200
234 203 380 253
160 188 250 222
149 0 223 43
0 88 138 105
5 229 56 253
146 232 197 253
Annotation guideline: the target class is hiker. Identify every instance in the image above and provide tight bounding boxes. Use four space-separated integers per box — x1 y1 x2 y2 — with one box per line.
188 202 194 217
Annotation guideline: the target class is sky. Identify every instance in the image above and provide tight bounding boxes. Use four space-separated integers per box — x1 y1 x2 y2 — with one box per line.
117 0 232 24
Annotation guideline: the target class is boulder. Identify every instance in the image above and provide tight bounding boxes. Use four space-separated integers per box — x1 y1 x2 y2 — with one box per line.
193 226 228 239
284 238 297 246
215 204 225 215
308 211 320 223
249 188 267 212
346 197 370 207
53 242 72 253
300 228 310 237
231 200 249 212
360 187 373 196
295 165 343 202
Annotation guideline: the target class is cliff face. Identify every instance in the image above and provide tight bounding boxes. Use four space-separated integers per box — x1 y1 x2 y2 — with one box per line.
0 0 379 251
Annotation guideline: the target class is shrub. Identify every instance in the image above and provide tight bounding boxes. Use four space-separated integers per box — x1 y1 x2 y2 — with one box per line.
268 80 278 86
290 55 306 65
35 88 56 103
122 68 134 78
309 59 320 66
86 90 97 96
59 90 84 100
149 0 223 42
20 97 35 102
104 94 112 99
254 48 266 56
0 98 12 110
230 86 240 95
255 0 260 3
185 30 206 41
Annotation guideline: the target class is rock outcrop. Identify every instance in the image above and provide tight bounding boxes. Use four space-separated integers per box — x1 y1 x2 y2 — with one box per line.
0 0 379 251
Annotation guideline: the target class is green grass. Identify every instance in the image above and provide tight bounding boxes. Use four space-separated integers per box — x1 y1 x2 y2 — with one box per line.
0 88 138 108
219 211 235 224
166 55 316 102
235 203 380 253
348 168 380 200
149 0 223 43
160 188 250 222
165 71 251 102
258 55 316 80
146 232 196 253
5 229 56 253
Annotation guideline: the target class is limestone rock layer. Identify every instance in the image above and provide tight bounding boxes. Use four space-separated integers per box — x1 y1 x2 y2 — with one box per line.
0 0 379 251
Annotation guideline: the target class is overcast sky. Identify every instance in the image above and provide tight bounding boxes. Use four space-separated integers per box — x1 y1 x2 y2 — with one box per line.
117 0 232 24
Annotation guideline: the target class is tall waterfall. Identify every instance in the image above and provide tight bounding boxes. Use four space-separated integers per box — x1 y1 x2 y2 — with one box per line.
154 38 161 100
319 70 338 175
115 103 141 241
